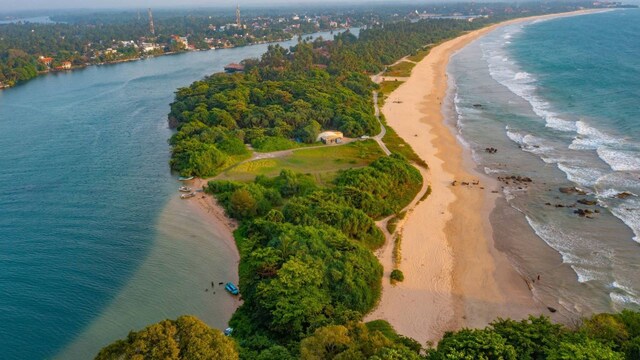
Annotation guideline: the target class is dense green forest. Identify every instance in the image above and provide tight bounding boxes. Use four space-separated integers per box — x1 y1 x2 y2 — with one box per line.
206 155 422 358
167 17 496 177
168 49 380 176
98 309 640 359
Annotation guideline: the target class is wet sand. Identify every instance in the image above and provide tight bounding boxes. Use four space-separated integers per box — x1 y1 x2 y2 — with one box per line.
57 192 241 359
366 10 605 344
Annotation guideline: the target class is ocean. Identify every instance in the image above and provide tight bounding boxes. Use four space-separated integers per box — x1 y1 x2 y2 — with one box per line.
0 29 355 360
449 9 640 317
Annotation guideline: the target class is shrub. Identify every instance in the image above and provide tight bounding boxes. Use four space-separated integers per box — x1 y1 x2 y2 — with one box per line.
390 269 404 283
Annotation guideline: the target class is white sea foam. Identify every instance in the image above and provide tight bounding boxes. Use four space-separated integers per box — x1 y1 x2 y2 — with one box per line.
610 281 640 307
506 130 554 154
514 71 533 81
597 187 632 199
573 266 600 283
569 120 621 150
557 162 605 188
597 148 640 172
503 187 517 201
608 199 640 244
484 167 506 175
592 173 640 243
610 292 640 306
612 281 639 297
545 115 577 132
506 129 525 145
524 216 610 283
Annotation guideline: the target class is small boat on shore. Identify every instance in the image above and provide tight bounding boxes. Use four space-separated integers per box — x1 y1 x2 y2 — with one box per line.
178 176 194 181
180 192 196 199
225 282 239 295
178 186 192 192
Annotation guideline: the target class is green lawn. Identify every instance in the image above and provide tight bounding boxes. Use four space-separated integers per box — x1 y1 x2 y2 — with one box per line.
384 61 416 77
380 114 428 169
218 140 385 182
407 47 432 62
377 80 405 107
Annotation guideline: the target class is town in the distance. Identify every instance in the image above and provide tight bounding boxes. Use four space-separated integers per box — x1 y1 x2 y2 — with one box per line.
0 1 631 89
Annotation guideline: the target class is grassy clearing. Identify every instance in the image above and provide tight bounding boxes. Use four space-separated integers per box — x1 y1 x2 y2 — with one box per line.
377 80 405 107
419 185 432 203
218 140 384 182
393 234 403 267
251 137 319 153
386 210 407 234
218 153 253 173
407 47 432 62
384 60 416 77
380 114 428 169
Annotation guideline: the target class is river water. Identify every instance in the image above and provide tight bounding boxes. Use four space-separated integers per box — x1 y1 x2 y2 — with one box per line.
0 28 355 360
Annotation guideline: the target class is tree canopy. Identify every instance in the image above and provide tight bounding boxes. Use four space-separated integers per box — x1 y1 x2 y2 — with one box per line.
95 315 238 360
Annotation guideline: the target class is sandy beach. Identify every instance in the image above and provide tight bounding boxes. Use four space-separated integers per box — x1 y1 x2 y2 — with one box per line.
365 10 606 344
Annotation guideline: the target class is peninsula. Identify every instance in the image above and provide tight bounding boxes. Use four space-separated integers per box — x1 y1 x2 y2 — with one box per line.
87 3 639 359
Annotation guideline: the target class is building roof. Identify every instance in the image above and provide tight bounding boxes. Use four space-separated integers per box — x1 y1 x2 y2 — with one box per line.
317 131 343 142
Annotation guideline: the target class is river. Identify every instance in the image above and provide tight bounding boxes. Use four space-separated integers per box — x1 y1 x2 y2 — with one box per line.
0 28 357 360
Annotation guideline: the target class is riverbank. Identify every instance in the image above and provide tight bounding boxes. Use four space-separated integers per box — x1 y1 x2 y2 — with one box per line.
366 9 607 344
0 35 304 91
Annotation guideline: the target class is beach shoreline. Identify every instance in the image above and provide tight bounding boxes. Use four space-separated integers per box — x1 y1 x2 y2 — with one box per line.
182 8 610 345
365 9 608 344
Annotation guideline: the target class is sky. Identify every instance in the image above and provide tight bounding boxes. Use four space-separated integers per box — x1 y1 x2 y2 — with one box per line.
5 0 639 12
3 0 395 11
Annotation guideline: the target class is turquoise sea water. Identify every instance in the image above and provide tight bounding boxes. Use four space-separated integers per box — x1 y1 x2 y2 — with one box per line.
450 10 640 316
0 29 354 360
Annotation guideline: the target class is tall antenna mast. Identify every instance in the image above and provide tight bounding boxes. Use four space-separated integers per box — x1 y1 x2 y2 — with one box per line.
236 5 241 27
148 8 155 35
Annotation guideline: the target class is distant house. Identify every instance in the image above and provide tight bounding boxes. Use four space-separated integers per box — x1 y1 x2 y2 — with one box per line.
55 61 72 70
141 42 161 53
171 35 189 49
38 56 54 67
318 131 344 144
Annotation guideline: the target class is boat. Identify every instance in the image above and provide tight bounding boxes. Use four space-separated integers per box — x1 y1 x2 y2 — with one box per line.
225 282 239 295
180 192 196 199
178 186 192 192
178 176 194 181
